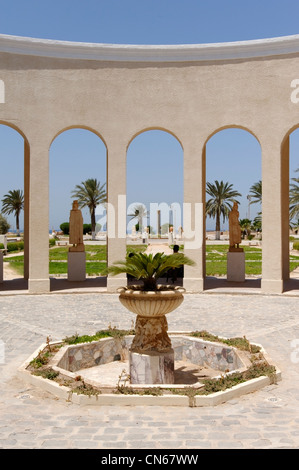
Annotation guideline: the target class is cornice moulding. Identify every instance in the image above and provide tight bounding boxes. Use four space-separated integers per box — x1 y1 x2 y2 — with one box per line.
1 33 299 62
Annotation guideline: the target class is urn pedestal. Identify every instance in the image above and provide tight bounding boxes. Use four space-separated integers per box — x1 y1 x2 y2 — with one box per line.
118 287 184 385
130 349 174 384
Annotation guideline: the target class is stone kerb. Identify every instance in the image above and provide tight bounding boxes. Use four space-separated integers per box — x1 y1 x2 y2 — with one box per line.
55 336 133 372
52 334 249 377
17 333 281 407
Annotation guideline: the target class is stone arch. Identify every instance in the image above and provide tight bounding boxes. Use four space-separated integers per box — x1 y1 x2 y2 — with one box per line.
281 126 299 289
203 124 261 148
0 121 30 287
0 80 4 103
49 125 108 151
126 127 184 154
49 125 107 288
202 125 262 289
126 127 184 276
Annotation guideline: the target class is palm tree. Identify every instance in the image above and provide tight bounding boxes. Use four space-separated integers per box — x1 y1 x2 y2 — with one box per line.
206 180 241 240
1 189 24 236
290 171 299 221
252 214 262 233
249 180 262 206
71 178 106 239
128 204 147 233
239 218 252 239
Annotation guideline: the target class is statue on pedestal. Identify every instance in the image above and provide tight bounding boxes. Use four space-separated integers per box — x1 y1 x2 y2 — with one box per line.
229 201 243 252
69 200 85 252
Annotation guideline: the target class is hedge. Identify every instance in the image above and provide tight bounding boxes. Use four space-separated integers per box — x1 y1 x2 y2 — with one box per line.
0 241 25 252
293 241 299 251
60 222 69 235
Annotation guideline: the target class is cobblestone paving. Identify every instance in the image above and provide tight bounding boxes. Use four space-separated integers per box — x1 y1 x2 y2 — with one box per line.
1 292 299 449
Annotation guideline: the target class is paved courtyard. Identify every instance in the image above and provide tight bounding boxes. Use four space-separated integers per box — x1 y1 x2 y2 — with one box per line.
1 290 299 449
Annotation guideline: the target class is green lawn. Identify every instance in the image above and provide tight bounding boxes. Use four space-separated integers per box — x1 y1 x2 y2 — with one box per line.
3 244 147 276
206 245 299 276
4 243 299 277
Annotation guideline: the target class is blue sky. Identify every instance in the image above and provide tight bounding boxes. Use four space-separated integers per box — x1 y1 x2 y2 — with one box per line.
0 0 299 232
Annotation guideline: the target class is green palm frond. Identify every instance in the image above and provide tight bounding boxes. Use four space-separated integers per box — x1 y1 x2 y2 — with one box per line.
249 180 262 205
105 252 195 291
206 180 241 239
72 178 106 210
71 178 106 235
290 176 299 220
1 189 24 235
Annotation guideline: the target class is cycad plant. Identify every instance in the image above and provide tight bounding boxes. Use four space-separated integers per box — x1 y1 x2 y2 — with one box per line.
106 252 195 291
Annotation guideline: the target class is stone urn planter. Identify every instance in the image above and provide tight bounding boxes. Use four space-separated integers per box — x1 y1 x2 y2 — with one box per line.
117 286 185 352
107 251 195 384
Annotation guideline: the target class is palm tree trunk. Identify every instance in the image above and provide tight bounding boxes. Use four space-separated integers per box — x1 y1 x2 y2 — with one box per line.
16 211 20 237
91 208 96 240
215 210 221 240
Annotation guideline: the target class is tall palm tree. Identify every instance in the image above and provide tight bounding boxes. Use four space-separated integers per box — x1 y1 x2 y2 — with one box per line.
128 204 147 233
206 180 241 240
71 178 106 239
249 180 262 206
1 189 24 236
290 170 299 221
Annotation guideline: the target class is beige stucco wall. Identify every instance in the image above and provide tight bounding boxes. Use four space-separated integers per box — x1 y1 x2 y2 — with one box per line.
0 34 299 293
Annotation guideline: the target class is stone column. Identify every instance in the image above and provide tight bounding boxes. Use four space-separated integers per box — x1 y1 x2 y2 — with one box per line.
261 136 289 294
183 141 205 292
106 141 127 291
28 139 50 294
0 250 3 283
23 139 30 280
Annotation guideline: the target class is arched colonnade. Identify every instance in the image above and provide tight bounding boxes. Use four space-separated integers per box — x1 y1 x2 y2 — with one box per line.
0 33 299 294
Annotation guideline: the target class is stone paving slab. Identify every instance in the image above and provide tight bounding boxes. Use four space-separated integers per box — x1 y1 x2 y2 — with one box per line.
1 292 299 449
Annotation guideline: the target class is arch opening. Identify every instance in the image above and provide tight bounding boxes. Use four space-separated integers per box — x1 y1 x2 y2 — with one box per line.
204 127 262 290
126 129 184 286
0 123 29 291
49 127 107 290
281 127 299 291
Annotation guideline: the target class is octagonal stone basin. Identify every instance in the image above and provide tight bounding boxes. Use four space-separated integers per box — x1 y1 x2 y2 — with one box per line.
19 332 280 407
49 334 251 390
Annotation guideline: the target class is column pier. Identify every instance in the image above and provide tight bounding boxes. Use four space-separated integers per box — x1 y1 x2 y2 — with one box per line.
106 141 127 292
183 141 205 293
28 139 50 294
261 137 289 294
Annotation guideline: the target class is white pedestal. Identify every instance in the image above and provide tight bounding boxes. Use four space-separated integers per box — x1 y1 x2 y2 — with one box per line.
0 251 3 283
0 235 7 252
227 251 245 282
130 349 174 384
68 251 86 282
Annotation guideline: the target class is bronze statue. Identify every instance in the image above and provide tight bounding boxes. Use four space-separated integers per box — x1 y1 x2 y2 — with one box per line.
229 201 243 252
69 200 85 252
